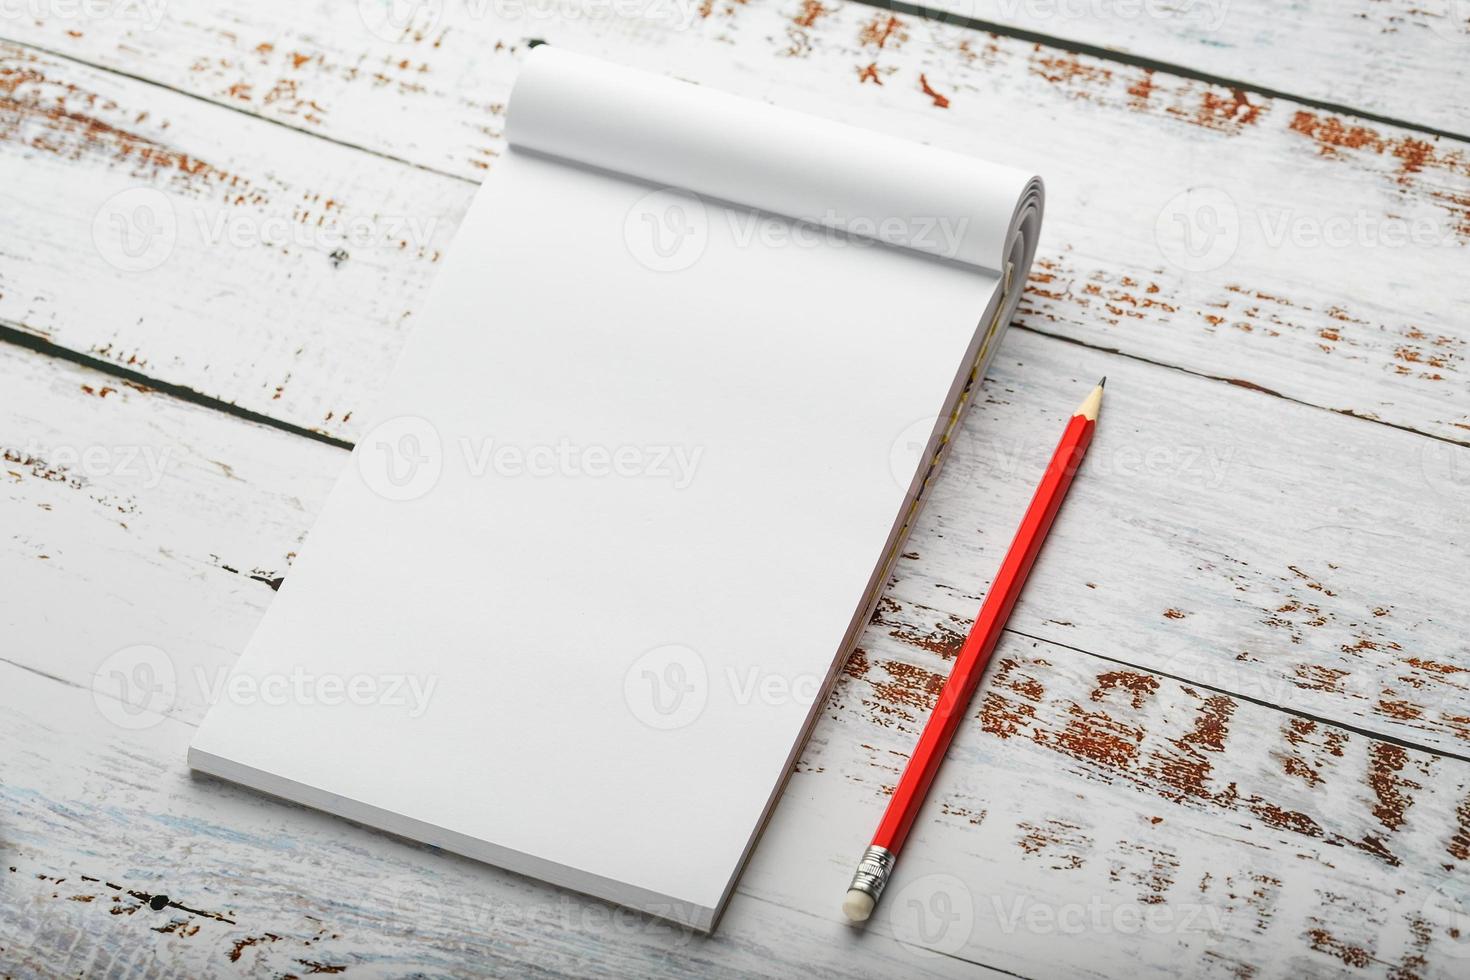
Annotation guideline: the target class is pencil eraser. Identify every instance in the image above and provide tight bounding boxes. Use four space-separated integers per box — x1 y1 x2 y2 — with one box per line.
842 888 875 923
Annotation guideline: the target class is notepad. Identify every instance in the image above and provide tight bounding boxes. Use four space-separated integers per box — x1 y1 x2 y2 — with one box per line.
189 46 1043 932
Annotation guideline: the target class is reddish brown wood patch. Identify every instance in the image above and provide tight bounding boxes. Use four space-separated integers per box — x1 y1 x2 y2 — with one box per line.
917 74 950 109
858 14 906 50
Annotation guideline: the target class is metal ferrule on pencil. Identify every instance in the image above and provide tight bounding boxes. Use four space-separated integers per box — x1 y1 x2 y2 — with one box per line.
846 845 896 902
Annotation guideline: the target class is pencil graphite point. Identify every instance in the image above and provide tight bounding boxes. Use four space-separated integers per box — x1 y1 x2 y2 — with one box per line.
1099 376 1107 388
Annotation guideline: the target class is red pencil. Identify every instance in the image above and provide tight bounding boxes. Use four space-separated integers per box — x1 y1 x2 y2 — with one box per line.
842 378 1106 923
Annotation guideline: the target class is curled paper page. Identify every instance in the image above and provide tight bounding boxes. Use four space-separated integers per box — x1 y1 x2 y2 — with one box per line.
508 45 1044 323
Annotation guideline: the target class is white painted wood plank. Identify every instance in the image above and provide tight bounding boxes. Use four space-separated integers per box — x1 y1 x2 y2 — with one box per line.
938 0 1470 135
0 40 469 438
2 5 1468 444
893 328 1470 759
3 321 1470 976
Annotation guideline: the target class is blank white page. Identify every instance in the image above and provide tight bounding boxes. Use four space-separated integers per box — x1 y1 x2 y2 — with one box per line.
190 47 1042 932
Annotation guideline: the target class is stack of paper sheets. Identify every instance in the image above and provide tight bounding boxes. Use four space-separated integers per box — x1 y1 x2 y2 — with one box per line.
190 46 1044 931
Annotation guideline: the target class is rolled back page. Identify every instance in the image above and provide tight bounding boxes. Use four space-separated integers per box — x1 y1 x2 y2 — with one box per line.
507 46 1043 319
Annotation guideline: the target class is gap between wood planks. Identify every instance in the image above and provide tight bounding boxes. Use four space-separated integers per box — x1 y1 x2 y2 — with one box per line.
846 0 1469 143
1017 323 1470 450
0 322 352 451
1005 629 1470 768
6 0 1467 178
9 297 1467 459
0 37 461 183
729 885 1037 979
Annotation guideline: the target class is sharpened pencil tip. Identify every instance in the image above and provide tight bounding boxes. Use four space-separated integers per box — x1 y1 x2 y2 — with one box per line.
1098 377 1106 389
1075 382 1104 421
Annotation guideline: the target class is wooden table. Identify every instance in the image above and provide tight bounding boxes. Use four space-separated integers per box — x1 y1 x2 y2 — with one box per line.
2 2 1467 976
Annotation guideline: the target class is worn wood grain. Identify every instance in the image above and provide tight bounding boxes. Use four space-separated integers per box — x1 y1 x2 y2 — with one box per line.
3 344 1470 978
0 40 468 437
2 2 1469 445
896 330 1470 758
927 0 1470 136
